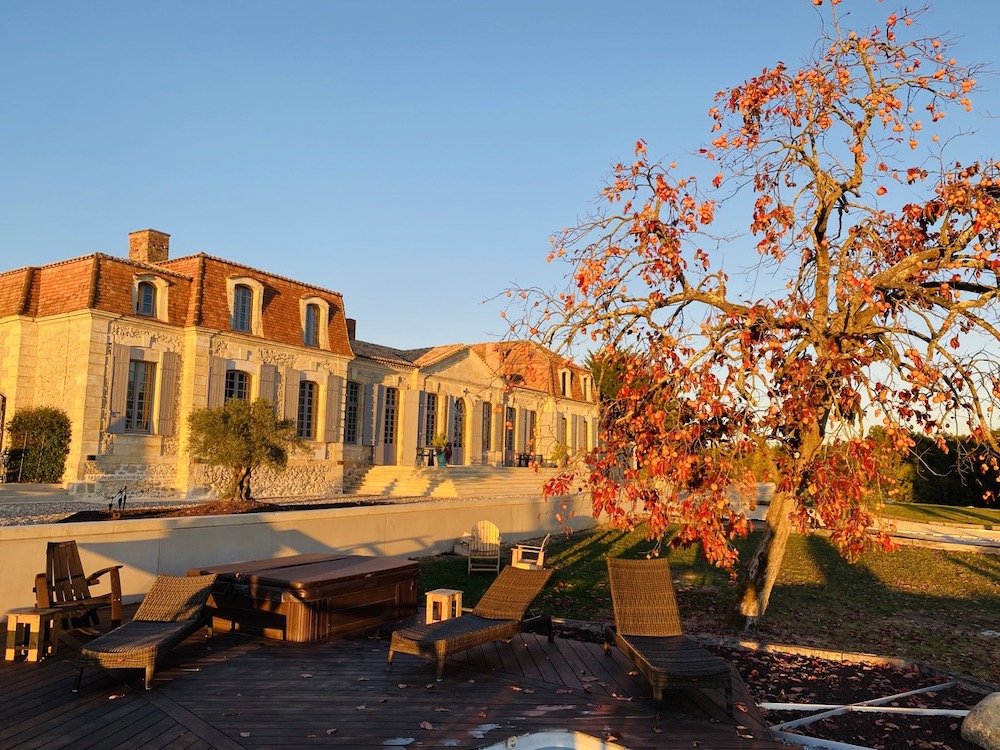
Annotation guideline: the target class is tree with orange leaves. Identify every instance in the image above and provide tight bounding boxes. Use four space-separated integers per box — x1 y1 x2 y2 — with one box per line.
506 1 1000 629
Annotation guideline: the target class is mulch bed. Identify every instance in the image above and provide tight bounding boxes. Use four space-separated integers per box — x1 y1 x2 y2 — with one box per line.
555 624 987 750
711 645 986 750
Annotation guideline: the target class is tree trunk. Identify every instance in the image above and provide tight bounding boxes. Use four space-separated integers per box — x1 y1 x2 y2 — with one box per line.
732 489 794 631
233 465 253 504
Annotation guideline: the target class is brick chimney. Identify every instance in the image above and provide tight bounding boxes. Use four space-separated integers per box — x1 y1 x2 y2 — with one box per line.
346 318 356 341
128 229 170 264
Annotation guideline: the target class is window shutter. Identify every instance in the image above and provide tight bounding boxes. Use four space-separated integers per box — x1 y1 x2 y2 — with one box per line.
282 368 300 421
374 385 386 446
324 374 343 443
108 343 130 433
157 351 179 436
361 383 374 446
517 408 527 451
207 356 226 408
417 392 427 446
259 363 278 405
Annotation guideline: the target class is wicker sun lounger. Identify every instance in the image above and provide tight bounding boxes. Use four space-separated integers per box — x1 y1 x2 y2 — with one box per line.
604 557 733 710
75 574 217 691
387 566 553 679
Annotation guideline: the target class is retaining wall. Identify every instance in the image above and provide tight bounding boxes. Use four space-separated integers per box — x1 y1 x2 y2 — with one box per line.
0 493 595 616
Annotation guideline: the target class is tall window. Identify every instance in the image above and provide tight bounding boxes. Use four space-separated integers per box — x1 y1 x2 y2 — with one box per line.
451 399 464 448
232 284 253 332
481 402 492 452
136 281 156 317
125 360 156 432
297 381 317 439
343 380 360 443
383 387 398 444
224 370 250 402
424 393 438 445
505 406 516 451
526 410 537 452
304 303 320 346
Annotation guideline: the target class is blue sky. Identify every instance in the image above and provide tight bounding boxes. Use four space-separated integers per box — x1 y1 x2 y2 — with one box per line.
2 1 1000 349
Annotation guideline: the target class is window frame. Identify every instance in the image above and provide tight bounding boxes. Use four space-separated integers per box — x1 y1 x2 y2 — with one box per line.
299 296 331 349
224 369 251 402
226 277 265 336
131 274 169 321
343 380 360 443
297 380 318 439
125 359 156 433
424 393 438 446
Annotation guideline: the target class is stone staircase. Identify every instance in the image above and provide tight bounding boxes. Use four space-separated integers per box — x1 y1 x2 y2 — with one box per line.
344 465 561 498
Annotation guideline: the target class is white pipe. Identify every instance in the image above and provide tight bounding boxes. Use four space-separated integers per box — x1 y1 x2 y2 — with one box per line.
770 681 956 731
772 729 875 750
762 702 968 717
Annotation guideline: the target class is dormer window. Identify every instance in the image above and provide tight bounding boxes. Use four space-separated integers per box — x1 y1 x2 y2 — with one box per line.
131 274 169 321
299 296 331 349
226 277 265 336
137 281 156 317
559 369 572 398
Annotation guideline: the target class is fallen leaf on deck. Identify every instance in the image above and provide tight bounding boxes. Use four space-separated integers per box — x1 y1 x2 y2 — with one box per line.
419 721 433 730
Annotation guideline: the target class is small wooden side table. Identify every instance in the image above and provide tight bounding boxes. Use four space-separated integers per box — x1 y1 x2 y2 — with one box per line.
424 588 463 624
4 606 62 662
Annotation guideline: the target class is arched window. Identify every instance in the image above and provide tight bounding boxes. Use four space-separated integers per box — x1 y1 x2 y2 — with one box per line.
232 284 253 332
132 275 169 320
304 303 320 346
136 281 156 317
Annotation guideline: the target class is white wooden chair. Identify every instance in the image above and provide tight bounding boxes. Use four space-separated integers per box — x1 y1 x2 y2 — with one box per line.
467 520 501 573
511 533 551 570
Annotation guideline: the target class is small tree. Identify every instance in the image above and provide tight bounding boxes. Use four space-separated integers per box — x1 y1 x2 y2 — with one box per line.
187 398 301 503
6 406 72 483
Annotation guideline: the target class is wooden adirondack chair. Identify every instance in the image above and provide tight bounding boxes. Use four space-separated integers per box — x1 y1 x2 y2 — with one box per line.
35 540 123 629
467 520 501 573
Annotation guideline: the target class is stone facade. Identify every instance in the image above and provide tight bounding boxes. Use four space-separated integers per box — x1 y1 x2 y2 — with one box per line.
0 230 599 498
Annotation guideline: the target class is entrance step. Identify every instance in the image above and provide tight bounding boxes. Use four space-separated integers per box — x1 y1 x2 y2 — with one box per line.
345 465 561 498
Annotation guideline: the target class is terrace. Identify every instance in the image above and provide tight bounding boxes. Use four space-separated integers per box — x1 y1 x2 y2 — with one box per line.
1 607 789 749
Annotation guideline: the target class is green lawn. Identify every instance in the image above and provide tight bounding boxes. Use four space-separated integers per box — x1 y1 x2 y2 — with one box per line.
879 502 1000 527
417 525 1000 685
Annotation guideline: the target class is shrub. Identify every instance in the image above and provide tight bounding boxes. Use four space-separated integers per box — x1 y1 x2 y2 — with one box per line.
5 406 72 483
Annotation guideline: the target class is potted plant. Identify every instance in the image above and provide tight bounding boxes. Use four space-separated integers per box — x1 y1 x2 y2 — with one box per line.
432 433 450 467
549 441 569 468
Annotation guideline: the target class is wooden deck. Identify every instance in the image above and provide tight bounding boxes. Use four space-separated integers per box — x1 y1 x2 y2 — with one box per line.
0 618 796 749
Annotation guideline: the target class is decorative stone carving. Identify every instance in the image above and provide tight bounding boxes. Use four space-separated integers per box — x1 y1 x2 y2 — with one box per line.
259 349 297 367
212 339 230 356
110 323 148 344
160 437 178 456
100 432 116 455
963 692 1000 750
149 333 182 352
